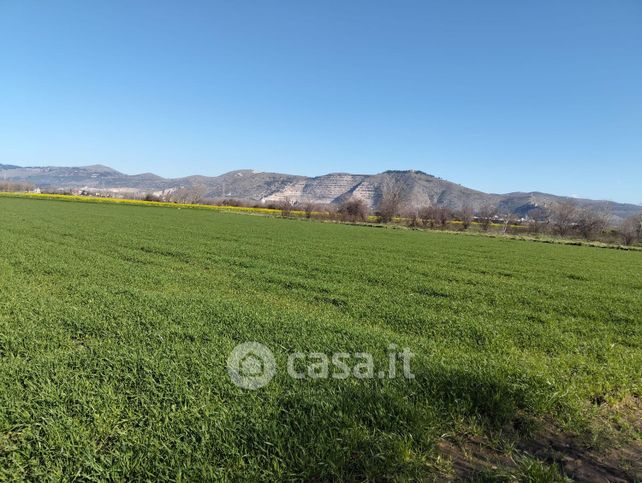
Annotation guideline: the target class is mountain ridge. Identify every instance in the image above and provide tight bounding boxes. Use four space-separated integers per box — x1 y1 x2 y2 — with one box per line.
1 163 640 220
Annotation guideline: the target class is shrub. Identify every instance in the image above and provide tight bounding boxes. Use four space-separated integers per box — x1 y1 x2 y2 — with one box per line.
143 193 162 202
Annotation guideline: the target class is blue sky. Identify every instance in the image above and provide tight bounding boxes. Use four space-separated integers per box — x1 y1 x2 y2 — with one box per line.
1 1 641 203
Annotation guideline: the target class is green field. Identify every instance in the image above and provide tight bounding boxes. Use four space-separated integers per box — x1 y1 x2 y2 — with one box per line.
0 197 640 480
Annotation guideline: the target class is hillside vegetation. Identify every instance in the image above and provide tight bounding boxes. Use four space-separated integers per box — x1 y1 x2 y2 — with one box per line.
0 197 640 480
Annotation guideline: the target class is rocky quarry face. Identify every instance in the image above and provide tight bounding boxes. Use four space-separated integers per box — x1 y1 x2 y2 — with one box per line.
262 174 369 205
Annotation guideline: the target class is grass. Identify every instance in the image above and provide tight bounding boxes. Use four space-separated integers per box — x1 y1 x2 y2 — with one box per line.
0 196 640 480
0 191 292 216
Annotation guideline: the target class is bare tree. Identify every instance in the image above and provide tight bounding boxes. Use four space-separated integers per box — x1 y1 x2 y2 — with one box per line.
313 203 335 221
378 179 405 223
403 208 421 227
418 206 436 228
436 207 452 229
550 200 579 237
620 214 642 246
525 207 549 234
169 186 207 204
459 203 474 230
337 198 368 222
576 205 612 240
280 198 294 218
0 181 35 192
477 203 497 232
502 213 518 235
303 202 316 219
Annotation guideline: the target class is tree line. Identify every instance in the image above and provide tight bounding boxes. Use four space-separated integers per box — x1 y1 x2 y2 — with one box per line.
2 180 641 247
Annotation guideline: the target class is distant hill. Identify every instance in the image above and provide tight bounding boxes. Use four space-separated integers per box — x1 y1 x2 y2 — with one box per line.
1 163 640 220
